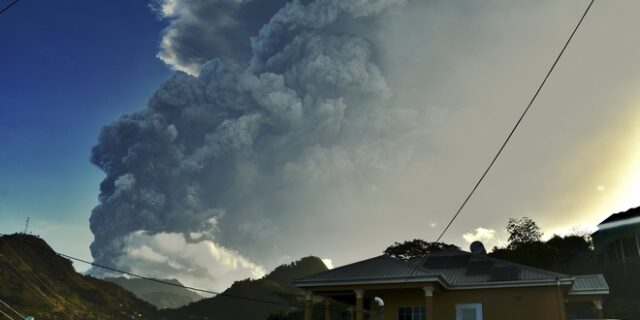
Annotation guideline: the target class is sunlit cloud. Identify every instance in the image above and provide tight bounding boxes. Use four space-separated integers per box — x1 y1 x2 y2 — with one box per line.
462 227 496 243
116 231 266 292
608 126 640 214
321 258 334 269
462 227 507 250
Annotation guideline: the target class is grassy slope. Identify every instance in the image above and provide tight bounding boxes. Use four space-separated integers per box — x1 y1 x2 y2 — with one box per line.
0 234 159 320
163 256 328 320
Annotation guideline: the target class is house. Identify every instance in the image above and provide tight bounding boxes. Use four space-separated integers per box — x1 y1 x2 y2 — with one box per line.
591 206 640 315
592 206 640 266
294 247 608 320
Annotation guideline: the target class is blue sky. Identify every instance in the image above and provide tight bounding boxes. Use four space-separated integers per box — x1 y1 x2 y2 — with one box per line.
0 0 170 268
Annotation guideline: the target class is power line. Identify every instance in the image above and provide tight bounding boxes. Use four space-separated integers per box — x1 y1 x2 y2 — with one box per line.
0 0 20 16
434 0 596 243
0 234 324 312
0 309 15 320
0 252 61 309
397 0 598 285
1 234 378 318
0 253 74 320
1 238 78 318
0 241 75 320
61 254 298 308
0 298 24 319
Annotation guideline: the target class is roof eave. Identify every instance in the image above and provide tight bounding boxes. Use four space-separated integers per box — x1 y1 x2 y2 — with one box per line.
568 290 610 296
296 276 576 291
447 278 574 290
295 275 449 289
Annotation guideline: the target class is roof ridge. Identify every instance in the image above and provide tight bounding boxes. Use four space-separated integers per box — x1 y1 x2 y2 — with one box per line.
295 255 390 282
598 205 640 225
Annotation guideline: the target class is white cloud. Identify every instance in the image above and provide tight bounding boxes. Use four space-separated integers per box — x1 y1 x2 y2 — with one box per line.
117 231 266 292
462 227 496 243
157 29 202 75
159 0 178 17
462 228 508 250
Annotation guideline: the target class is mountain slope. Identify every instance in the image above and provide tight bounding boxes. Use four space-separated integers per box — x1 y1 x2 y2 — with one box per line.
0 234 159 320
163 256 328 320
105 277 202 309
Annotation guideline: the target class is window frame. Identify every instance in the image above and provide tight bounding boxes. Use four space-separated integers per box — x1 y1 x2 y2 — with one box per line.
397 305 425 320
455 303 483 320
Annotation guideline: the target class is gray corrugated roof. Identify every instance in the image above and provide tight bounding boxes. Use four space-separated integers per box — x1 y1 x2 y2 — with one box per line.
598 206 640 225
407 250 569 286
569 274 609 295
296 250 607 291
296 255 438 284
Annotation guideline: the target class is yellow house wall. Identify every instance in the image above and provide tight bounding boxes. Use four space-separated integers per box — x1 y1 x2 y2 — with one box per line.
381 286 567 320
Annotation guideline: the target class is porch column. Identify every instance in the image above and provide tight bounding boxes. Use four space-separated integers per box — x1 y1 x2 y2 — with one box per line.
354 289 364 320
325 298 332 320
369 298 378 320
555 280 566 320
304 291 313 320
423 287 435 320
593 299 603 319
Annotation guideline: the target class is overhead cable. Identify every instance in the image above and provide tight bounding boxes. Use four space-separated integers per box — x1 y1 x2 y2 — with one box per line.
0 0 20 16
435 0 596 243
0 298 25 319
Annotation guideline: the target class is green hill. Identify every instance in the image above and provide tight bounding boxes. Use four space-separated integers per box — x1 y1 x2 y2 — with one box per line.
163 256 329 320
0 234 159 320
104 277 202 309
0 233 329 320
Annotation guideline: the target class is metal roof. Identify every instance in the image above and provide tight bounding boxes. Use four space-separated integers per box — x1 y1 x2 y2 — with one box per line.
296 250 607 293
295 255 438 284
597 206 640 225
408 250 570 286
569 274 609 295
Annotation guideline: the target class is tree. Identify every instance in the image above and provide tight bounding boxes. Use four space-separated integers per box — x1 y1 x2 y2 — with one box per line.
384 239 459 260
506 217 542 249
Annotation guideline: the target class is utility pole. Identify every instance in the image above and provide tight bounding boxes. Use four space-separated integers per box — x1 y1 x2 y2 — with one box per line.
24 217 30 234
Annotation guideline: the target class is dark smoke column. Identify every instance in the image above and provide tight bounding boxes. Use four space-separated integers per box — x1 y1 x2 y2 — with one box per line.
89 0 407 271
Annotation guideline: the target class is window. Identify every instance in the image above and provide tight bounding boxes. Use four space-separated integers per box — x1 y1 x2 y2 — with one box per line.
398 306 425 320
456 304 483 320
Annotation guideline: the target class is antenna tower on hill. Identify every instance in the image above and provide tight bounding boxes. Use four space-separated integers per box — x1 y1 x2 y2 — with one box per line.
24 217 30 234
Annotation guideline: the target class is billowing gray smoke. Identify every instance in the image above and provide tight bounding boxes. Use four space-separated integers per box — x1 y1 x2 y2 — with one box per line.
154 0 292 75
90 0 413 288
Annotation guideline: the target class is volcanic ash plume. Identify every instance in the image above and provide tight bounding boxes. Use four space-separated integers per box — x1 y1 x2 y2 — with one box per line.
89 0 416 290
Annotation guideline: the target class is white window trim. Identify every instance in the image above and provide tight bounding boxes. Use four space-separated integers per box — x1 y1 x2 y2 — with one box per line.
456 303 483 320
